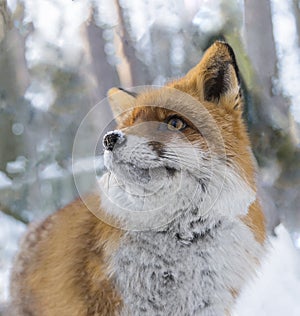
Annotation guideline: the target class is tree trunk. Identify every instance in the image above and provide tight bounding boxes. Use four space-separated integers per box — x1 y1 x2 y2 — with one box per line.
0 0 11 43
85 19 120 104
0 2 31 223
244 0 300 235
115 0 151 86
244 0 289 128
293 0 300 48
0 3 30 170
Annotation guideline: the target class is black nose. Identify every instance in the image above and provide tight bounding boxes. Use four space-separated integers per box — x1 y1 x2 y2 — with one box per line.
103 131 124 151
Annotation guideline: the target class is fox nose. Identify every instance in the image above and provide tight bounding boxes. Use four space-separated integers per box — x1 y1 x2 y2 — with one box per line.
103 131 125 151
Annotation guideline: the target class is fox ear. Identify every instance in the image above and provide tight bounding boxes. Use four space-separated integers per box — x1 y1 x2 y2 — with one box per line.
188 41 242 111
107 87 137 123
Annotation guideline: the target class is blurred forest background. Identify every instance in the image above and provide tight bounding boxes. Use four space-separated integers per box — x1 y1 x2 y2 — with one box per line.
0 0 300 310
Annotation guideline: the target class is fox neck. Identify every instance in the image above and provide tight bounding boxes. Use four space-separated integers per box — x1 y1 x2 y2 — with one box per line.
110 205 263 316
98 161 256 231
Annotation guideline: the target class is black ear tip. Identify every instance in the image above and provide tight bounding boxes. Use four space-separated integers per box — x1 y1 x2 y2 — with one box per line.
117 87 138 98
214 40 234 54
214 41 240 84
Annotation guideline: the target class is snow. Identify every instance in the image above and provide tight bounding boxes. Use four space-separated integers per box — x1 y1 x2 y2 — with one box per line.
192 2 224 33
7 0 17 13
24 80 56 112
24 0 90 48
71 156 104 174
39 162 67 179
0 171 12 189
234 224 300 316
270 0 300 124
0 213 26 306
292 232 300 250
6 157 27 174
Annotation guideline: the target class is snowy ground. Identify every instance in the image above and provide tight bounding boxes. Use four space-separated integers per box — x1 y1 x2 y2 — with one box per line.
234 224 300 316
0 213 26 311
0 214 300 315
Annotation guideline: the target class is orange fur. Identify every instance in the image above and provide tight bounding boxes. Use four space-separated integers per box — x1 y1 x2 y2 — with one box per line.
10 196 123 316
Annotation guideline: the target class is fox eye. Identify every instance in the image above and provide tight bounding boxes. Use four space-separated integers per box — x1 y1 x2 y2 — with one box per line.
166 116 186 131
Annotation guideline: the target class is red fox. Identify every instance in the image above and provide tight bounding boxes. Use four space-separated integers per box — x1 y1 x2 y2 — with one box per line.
10 41 265 316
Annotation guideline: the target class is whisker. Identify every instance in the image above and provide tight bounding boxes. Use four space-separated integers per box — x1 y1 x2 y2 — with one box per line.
160 155 213 176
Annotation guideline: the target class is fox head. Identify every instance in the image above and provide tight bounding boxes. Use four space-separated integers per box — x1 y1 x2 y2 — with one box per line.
100 41 256 230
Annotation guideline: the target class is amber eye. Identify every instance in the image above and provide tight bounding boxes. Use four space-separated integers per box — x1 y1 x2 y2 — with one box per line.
166 116 186 131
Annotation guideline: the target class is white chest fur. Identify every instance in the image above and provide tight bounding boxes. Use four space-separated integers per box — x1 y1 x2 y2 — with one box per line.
111 212 264 316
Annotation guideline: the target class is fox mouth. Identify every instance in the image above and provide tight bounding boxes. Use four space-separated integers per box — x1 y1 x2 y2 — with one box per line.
128 162 177 179
109 160 177 185
129 163 176 175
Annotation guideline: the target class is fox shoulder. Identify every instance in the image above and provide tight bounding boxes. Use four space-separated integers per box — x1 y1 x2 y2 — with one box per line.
10 195 123 316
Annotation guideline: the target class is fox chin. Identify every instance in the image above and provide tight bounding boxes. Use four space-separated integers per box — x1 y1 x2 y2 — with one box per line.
10 41 266 316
